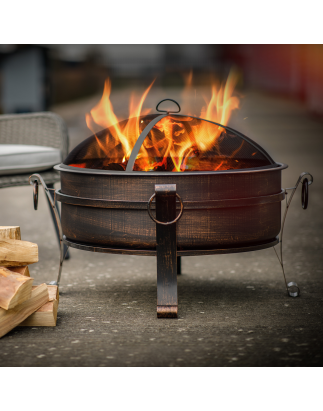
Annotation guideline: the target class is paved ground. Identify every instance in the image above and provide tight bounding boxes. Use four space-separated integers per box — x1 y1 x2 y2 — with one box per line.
1 88 322 366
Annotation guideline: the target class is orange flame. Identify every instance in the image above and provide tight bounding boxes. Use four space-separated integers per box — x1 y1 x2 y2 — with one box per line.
84 69 240 171
85 78 154 162
198 70 240 152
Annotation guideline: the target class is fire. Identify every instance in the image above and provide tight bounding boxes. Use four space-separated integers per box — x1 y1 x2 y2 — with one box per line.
82 70 240 172
85 78 155 165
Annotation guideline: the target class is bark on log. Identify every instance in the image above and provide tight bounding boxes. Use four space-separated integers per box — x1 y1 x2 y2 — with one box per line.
20 285 59 327
0 267 33 310
0 239 38 267
0 226 21 240
3 266 30 277
0 284 49 338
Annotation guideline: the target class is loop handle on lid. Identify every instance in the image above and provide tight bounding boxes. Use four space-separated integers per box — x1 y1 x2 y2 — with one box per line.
156 99 181 114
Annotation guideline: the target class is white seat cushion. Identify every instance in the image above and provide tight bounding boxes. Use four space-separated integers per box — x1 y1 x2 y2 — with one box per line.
0 144 62 176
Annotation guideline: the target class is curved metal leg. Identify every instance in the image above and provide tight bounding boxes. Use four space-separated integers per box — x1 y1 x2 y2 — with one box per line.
49 241 69 286
46 183 70 260
274 172 313 297
29 173 66 287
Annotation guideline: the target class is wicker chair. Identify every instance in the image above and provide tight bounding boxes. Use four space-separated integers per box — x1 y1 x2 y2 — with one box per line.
0 112 70 258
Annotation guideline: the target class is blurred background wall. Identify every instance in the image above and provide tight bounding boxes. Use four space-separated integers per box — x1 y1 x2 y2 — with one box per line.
0 44 322 116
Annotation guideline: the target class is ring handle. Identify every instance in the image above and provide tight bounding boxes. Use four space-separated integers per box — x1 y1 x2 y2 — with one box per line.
33 180 39 210
302 178 308 209
156 99 181 114
147 193 184 225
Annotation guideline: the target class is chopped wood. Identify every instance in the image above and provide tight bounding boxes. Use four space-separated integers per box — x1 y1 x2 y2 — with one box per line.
47 285 59 303
0 226 21 240
0 267 33 310
20 285 59 327
3 266 30 277
0 284 49 338
20 300 58 327
28 285 58 301
0 239 38 267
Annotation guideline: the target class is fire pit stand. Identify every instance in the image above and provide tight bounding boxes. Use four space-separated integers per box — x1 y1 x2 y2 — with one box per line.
29 169 313 318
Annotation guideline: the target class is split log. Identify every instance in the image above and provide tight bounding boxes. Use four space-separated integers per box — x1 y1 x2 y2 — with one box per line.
0 284 49 338
47 285 59 303
0 239 38 267
20 300 58 327
0 267 33 310
27 286 58 302
3 266 30 277
0 226 21 240
20 285 59 327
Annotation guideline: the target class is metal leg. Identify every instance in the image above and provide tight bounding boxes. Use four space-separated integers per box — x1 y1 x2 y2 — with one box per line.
177 256 182 275
155 184 178 318
46 183 70 260
29 174 66 287
49 239 69 286
274 172 313 297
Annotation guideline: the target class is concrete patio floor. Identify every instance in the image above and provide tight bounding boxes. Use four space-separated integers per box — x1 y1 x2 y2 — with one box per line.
0 88 322 366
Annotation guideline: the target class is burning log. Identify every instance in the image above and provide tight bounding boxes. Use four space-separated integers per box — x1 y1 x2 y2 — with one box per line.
0 239 38 267
20 285 59 327
0 284 49 338
0 267 33 310
103 163 125 171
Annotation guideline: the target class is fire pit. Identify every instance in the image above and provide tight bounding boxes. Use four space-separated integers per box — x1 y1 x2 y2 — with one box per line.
29 83 313 318
55 106 285 251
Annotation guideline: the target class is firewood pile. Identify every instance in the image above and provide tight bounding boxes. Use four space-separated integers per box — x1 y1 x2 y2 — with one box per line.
0 226 59 338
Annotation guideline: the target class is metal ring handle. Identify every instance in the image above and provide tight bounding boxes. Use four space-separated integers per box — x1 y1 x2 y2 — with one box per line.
33 180 39 210
302 178 308 209
156 99 181 114
147 193 184 225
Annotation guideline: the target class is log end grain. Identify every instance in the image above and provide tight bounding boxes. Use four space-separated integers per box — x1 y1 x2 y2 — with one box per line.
0 267 34 310
0 226 21 240
0 284 49 338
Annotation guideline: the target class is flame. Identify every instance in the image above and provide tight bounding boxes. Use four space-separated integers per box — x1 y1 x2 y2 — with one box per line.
199 70 240 152
135 69 240 171
82 69 240 172
85 78 154 163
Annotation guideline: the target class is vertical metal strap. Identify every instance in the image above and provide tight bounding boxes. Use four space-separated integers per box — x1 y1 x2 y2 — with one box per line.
155 184 178 318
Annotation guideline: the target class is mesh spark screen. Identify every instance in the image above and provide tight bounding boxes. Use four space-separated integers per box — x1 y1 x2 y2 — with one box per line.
64 114 274 171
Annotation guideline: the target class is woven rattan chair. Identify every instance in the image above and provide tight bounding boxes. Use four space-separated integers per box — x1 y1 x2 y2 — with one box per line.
0 112 70 258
